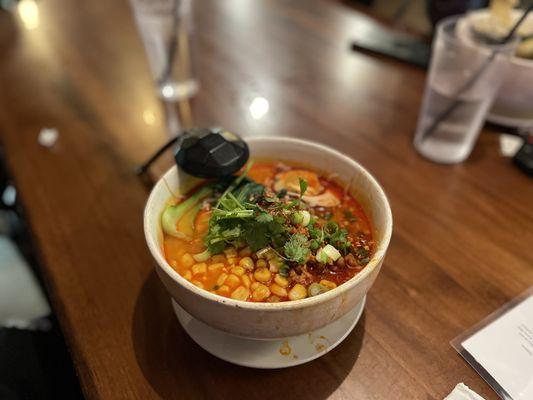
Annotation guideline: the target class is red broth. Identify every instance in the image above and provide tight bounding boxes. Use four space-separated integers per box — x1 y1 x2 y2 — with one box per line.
163 161 374 302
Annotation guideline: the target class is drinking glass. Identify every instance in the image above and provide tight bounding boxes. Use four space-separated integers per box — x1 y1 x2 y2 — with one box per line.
413 15 517 164
129 0 198 100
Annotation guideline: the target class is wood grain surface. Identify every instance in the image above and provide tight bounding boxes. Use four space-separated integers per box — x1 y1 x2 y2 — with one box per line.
0 0 531 399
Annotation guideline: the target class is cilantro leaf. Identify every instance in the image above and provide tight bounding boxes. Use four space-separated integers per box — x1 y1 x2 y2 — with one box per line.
284 233 310 264
308 220 324 242
272 234 288 249
208 241 225 254
236 181 264 202
244 222 270 251
255 212 273 223
327 225 351 253
205 172 315 261
268 220 285 235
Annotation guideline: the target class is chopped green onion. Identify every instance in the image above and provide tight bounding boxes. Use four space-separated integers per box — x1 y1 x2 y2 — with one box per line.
309 239 320 251
291 210 311 227
308 283 328 297
322 244 341 261
316 248 329 264
292 212 304 225
300 210 311 227
324 221 339 235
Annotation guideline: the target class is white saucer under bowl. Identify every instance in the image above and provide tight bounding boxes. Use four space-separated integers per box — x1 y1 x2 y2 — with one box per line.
172 295 366 369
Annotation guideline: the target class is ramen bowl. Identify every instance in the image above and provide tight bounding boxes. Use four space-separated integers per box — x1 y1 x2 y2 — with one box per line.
144 137 392 339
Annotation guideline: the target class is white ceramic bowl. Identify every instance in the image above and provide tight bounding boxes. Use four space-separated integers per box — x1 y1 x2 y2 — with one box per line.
489 54 533 127
462 10 533 127
144 137 392 339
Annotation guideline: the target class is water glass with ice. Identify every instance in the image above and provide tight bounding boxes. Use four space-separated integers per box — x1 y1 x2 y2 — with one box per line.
413 15 517 163
129 0 198 101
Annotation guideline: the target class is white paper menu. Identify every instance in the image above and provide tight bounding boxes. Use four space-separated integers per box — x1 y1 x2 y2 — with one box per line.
459 294 533 399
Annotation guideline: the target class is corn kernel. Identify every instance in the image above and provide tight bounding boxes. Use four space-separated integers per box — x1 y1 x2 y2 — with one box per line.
208 263 225 272
274 274 289 288
252 284 271 301
227 257 237 265
225 274 241 288
231 286 250 301
270 283 288 297
182 270 192 280
268 259 279 272
239 257 255 270
242 275 251 288
239 247 252 257
217 285 230 296
231 266 246 276
181 253 195 267
251 282 261 291
192 280 204 289
254 268 271 282
216 273 228 286
288 284 307 300
319 279 337 290
256 259 267 268
191 263 207 275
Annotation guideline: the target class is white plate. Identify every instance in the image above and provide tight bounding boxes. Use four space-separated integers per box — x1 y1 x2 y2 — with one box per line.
486 112 533 129
172 295 365 369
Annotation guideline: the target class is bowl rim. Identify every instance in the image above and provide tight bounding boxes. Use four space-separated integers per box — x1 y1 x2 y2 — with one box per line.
144 136 393 311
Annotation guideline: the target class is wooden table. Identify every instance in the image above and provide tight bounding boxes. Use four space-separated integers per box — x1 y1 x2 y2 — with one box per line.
0 0 531 398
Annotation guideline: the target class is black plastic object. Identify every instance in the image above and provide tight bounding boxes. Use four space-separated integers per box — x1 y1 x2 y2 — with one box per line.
351 25 430 69
135 128 249 178
174 128 249 178
513 138 533 177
